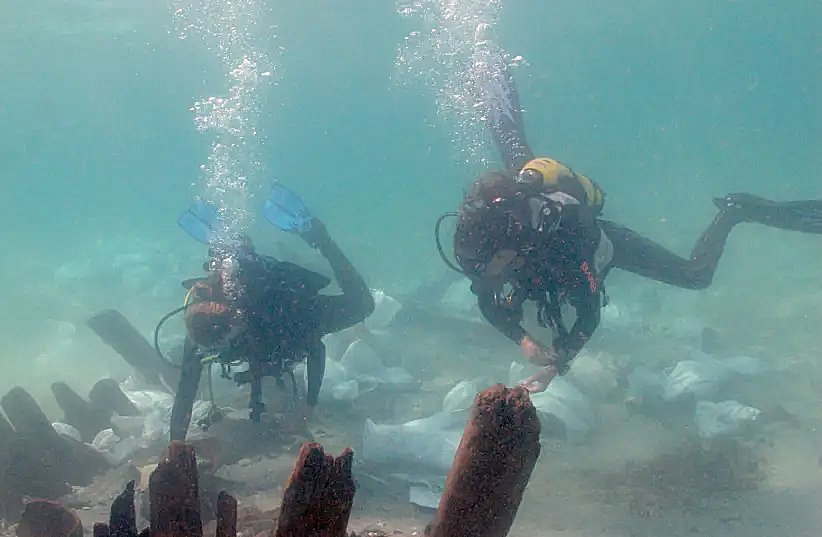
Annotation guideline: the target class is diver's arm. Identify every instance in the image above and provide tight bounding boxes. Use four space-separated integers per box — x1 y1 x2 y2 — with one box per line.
554 282 601 374
305 343 326 407
169 337 203 442
301 219 375 334
474 282 529 344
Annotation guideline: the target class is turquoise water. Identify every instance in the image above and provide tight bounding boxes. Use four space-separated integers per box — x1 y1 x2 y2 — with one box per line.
1 0 821 534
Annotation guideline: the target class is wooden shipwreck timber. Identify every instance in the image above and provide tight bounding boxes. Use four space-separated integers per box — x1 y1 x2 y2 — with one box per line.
2 384 541 537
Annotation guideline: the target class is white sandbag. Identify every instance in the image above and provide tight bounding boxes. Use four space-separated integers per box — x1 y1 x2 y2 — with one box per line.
365 289 402 331
141 409 170 446
566 351 620 399
52 422 82 443
313 360 361 402
664 360 729 401
530 377 594 440
441 280 480 318
695 400 761 439
331 380 359 401
92 428 119 452
409 485 443 510
322 358 348 386
663 354 766 402
664 316 706 343
339 339 415 387
308 353 368 404
110 415 145 438
362 414 464 474
340 339 383 376
509 362 594 439
190 401 213 428
600 302 631 327
362 378 471 473
123 388 174 414
91 428 140 465
321 331 350 363
442 380 477 413
378 367 416 386
626 366 666 400
721 355 767 376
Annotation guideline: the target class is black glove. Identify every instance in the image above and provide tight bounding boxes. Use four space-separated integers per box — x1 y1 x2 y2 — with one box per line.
299 218 331 249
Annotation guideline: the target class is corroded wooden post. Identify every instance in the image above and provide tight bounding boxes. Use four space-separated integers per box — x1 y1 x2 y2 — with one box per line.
51 381 112 442
87 309 177 388
427 384 542 537
89 378 140 417
215 491 238 537
149 442 202 537
1 386 106 503
16 499 83 537
274 443 355 537
110 480 138 537
0 411 17 520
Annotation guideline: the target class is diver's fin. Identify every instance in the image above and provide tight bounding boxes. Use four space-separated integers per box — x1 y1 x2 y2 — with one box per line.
263 183 313 233
177 200 222 244
715 193 822 233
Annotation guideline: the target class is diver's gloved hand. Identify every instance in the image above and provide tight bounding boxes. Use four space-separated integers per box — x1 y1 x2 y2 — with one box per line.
299 218 331 249
713 193 774 214
713 193 779 225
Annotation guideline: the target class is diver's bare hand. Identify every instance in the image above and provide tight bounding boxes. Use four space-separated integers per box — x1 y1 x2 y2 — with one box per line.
520 366 558 393
520 334 558 367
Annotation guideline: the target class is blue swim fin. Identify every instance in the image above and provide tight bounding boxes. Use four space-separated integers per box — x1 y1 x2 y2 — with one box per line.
177 200 223 244
263 183 313 233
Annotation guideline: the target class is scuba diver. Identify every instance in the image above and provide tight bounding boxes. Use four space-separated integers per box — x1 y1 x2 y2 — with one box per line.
437 59 822 394
161 184 374 441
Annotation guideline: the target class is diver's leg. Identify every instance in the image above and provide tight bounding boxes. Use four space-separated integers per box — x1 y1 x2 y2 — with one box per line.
715 193 822 234
308 222 375 335
247 357 265 422
476 59 534 172
305 342 326 408
600 211 740 290
169 338 203 441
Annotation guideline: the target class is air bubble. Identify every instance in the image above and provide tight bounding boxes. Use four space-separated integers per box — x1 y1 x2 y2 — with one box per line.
171 0 280 249
392 0 515 166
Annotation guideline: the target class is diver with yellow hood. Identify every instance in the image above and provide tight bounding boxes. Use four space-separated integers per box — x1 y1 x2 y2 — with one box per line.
439 60 822 393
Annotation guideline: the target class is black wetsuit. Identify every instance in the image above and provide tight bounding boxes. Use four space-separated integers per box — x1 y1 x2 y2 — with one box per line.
470 61 822 373
169 225 374 441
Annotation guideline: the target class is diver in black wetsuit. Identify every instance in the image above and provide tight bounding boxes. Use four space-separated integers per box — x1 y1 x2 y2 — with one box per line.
169 219 374 441
444 64 822 393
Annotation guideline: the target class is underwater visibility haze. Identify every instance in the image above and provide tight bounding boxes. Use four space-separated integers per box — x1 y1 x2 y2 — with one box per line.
0 0 821 535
